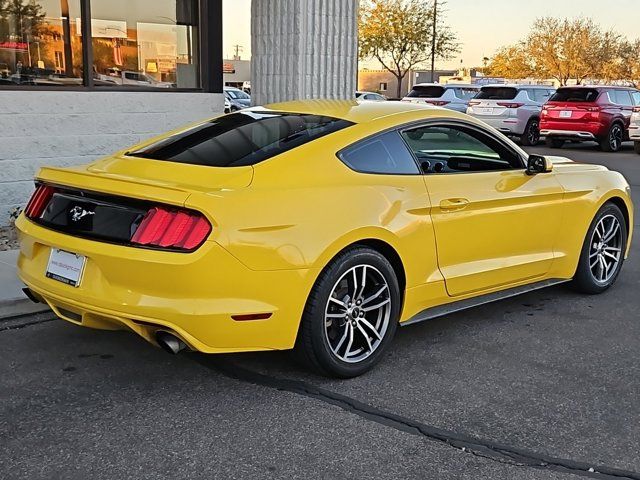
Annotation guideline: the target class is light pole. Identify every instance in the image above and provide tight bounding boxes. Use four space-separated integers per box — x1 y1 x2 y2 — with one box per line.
430 0 437 83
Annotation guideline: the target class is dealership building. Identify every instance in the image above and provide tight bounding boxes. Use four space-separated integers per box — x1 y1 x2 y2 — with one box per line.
0 0 357 225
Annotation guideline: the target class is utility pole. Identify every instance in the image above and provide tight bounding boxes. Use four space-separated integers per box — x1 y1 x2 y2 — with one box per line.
430 0 437 83
232 44 243 60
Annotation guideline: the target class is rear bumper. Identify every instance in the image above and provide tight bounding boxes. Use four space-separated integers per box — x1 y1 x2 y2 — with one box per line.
468 115 527 136
629 125 640 141
540 120 605 139
540 129 597 140
15 215 316 354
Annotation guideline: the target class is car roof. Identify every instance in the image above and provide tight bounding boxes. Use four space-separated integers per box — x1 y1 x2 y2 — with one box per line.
253 99 451 124
481 84 553 89
412 83 478 89
557 85 637 91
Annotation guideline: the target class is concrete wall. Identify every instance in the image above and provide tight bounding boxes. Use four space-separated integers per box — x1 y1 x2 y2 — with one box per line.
0 91 224 226
251 0 358 105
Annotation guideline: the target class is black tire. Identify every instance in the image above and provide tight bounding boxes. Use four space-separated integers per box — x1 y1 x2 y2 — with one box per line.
520 118 540 146
599 123 624 152
634 142 640 155
294 247 400 378
571 203 627 294
546 137 565 148
230 106 239 112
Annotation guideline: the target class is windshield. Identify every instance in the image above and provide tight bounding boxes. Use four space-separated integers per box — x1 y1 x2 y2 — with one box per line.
226 89 250 100
476 87 518 100
407 86 446 98
549 88 600 103
128 111 353 167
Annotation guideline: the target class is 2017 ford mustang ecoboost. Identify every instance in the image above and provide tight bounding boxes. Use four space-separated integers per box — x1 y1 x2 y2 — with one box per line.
16 100 633 377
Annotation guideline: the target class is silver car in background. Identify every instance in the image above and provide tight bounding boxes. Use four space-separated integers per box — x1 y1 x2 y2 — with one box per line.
402 84 480 113
224 87 251 112
467 85 555 146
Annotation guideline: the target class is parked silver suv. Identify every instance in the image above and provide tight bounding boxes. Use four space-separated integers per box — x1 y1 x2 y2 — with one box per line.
467 85 555 146
631 104 640 154
402 84 480 113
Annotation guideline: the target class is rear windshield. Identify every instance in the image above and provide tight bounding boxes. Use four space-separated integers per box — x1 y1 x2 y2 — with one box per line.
549 88 600 103
476 87 518 100
128 111 353 167
407 86 446 98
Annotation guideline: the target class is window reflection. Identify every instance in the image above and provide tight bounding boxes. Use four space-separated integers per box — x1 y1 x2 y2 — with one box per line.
89 0 199 88
0 0 83 86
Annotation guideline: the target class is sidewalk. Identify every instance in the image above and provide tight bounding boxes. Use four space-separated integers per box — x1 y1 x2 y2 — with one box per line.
0 250 49 319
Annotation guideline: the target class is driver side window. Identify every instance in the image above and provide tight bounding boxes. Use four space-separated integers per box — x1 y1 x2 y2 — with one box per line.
400 125 522 174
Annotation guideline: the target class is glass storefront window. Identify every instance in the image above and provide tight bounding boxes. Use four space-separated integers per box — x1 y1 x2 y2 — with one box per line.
88 0 199 89
0 0 83 86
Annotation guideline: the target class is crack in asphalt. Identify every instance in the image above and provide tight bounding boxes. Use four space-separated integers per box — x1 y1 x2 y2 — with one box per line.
0 314 55 331
192 355 640 480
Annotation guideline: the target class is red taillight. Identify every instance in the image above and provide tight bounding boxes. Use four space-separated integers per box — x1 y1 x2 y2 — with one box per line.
426 100 450 106
131 207 212 251
25 184 55 219
497 102 524 108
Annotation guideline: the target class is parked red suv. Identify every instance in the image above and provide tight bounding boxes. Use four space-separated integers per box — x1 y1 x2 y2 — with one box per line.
540 86 640 152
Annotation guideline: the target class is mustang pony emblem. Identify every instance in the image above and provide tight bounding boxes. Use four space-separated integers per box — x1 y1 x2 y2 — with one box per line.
69 206 95 222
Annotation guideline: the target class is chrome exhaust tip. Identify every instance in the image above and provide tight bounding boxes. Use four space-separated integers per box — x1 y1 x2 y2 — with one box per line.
155 331 187 355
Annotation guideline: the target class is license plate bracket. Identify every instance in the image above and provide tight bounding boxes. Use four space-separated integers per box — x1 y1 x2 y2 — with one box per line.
46 248 86 287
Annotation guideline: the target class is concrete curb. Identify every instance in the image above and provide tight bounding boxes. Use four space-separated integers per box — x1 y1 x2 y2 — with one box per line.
0 249 50 320
0 298 50 320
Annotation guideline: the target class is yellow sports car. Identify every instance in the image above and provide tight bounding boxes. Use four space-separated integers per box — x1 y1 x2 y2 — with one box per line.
16 100 633 377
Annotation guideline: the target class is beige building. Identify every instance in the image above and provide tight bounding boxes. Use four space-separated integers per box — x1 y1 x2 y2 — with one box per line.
358 68 472 98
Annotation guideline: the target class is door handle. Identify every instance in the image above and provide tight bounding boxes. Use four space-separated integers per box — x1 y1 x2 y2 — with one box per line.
440 198 470 211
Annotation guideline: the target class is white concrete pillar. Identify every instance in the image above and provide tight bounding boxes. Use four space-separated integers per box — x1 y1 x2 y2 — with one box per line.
251 0 359 105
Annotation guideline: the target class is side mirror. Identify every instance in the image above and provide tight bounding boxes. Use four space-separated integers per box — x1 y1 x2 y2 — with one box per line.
526 155 553 175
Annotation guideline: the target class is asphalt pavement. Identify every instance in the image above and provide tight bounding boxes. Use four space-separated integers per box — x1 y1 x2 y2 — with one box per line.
1 141 639 480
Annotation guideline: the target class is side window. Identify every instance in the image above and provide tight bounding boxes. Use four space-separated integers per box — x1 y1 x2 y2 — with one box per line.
455 88 479 100
339 131 420 175
632 92 640 106
533 89 552 103
400 125 522 174
615 90 633 106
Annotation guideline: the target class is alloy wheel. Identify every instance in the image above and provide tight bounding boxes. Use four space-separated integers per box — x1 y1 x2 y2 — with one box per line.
324 264 391 363
527 120 540 145
589 214 623 284
609 125 623 151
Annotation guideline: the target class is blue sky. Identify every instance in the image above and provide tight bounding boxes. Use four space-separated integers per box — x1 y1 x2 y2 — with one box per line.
224 0 640 68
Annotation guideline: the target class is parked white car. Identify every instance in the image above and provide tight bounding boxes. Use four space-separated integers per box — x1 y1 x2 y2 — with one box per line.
356 91 387 101
631 105 640 154
96 69 174 88
467 85 555 146
402 84 480 113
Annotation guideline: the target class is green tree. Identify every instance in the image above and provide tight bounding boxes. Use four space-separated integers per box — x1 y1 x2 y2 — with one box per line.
0 0 47 41
359 0 459 98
